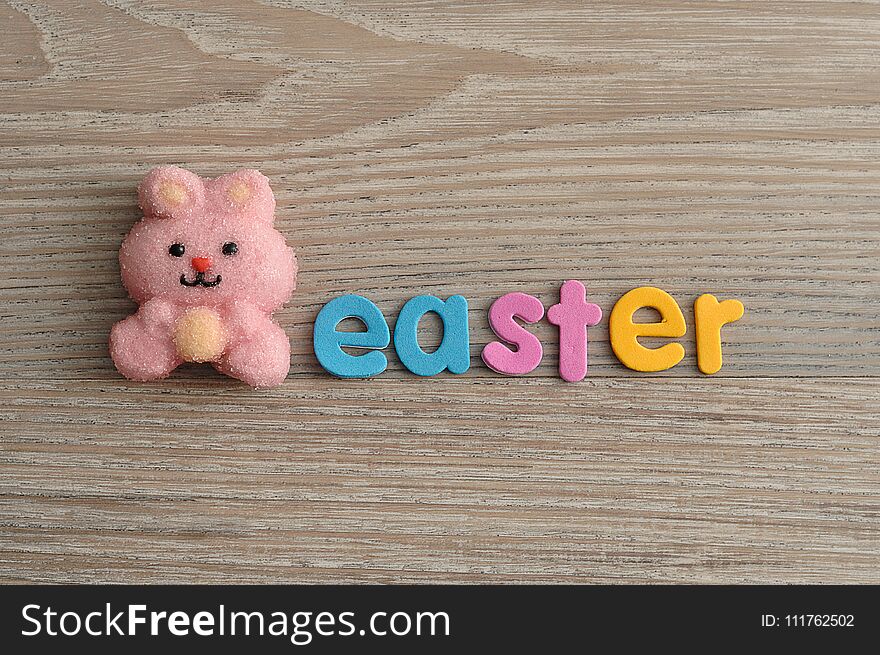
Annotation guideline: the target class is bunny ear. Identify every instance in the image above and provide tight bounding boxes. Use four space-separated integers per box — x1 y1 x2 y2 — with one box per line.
212 169 276 223
138 166 205 220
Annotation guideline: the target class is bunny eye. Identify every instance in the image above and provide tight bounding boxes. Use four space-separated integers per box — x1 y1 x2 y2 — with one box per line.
169 243 185 257
222 242 238 256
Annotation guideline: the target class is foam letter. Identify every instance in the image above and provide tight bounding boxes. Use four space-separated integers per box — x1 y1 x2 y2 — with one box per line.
694 293 744 375
481 292 545 375
546 280 602 382
313 295 390 378
609 286 686 371
393 295 470 376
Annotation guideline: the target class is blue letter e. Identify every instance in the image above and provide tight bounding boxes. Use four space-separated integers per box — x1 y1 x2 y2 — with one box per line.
393 295 470 376
314 295 390 378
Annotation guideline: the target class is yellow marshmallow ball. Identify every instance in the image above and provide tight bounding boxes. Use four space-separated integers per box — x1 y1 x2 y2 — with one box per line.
174 307 227 363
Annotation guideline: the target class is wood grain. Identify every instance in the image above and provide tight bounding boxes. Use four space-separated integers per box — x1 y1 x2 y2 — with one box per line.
0 0 878 583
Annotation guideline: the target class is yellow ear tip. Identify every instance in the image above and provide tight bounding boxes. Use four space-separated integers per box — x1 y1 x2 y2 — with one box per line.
228 180 251 203
159 181 187 206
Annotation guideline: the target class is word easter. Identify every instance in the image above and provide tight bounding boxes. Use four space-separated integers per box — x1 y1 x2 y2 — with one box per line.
313 280 744 380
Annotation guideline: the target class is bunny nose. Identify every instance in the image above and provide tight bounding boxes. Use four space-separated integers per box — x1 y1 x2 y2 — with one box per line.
191 256 212 273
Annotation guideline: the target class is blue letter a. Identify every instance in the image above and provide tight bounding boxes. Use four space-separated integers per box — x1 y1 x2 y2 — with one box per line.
393 295 470 376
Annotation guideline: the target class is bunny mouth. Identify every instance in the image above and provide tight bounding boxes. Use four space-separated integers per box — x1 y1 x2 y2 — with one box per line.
180 272 222 288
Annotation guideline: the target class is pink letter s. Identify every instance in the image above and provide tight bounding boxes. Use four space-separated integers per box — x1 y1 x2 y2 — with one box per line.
481 292 545 375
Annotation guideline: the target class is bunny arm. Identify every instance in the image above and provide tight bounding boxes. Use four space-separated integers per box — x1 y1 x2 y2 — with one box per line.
110 298 183 381
214 303 291 388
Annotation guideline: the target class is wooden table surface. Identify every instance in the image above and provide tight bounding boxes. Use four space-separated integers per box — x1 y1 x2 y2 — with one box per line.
1 0 878 584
